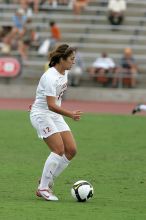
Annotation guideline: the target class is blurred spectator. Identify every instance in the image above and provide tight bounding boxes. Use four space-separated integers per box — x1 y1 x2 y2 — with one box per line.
0 27 6 50
12 8 27 34
68 49 84 86
0 35 11 55
58 0 68 5
88 52 117 86
20 0 39 15
50 20 61 44
73 0 89 15
0 27 11 54
18 18 39 60
0 8 40 59
38 20 61 56
112 48 139 88
107 0 127 26
47 0 58 8
40 0 68 8
0 27 3 41
0 9 27 54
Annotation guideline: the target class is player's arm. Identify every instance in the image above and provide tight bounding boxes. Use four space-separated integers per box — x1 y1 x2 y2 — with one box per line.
46 96 82 121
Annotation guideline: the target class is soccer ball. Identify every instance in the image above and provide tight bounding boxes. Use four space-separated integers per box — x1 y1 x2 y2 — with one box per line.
71 180 94 202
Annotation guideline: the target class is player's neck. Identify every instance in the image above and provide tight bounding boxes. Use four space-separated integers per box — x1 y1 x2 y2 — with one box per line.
54 65 65 75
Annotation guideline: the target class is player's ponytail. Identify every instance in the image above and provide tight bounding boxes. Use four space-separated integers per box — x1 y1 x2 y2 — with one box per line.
49 44 76 67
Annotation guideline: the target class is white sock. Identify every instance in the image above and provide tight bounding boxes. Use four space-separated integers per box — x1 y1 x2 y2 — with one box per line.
54 154 70 178
140 105 146 111
39 152 62 190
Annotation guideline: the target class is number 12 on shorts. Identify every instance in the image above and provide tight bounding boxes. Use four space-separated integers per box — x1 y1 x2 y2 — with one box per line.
43 127 51 134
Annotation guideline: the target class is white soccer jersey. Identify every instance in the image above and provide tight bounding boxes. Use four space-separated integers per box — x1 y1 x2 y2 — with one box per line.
31 67 68 117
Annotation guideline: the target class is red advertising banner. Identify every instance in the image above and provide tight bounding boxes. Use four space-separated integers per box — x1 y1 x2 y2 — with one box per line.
0 57 21 77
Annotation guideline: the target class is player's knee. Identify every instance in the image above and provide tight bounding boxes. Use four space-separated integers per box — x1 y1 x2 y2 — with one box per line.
66 147 77 160
53 145 65 156
71 148 77 157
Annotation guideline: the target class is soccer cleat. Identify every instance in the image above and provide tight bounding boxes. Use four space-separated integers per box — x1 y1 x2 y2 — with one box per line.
36 189 58 201
38 178 54 191
132 105 141 114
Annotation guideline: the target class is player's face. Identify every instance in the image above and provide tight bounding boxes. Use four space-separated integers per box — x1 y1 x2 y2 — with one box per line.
63 52 76 70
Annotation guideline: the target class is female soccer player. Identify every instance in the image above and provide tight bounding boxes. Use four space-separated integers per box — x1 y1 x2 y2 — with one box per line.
30 44 82 201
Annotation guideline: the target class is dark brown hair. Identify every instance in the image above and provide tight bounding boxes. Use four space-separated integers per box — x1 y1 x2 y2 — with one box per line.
49 44 76 67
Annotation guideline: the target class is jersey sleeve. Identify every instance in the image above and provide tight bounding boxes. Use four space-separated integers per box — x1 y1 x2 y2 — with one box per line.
44 74 57 97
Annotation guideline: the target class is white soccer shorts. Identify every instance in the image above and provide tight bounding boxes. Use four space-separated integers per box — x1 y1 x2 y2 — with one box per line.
30 114 70 139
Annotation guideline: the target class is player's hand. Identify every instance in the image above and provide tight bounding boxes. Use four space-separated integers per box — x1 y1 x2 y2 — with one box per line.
72 110 83 121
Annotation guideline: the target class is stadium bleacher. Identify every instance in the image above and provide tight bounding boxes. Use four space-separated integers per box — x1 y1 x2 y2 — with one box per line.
0 0 146 87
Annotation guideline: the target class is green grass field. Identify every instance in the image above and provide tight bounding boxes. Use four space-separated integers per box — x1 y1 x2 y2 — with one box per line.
0 110 146 220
